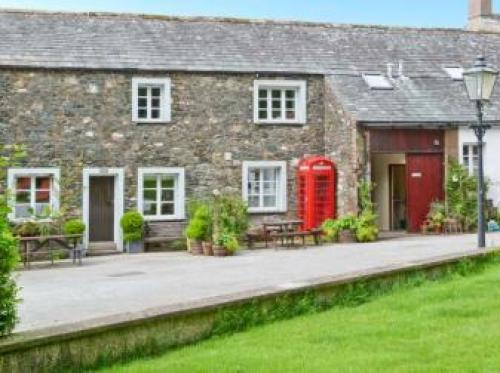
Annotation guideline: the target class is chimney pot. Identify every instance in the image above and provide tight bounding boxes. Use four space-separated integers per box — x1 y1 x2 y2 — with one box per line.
470 0 492 19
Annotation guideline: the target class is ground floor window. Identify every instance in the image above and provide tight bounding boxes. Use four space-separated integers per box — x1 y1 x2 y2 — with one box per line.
242 161 287 213
137 168 185 220
462 143 479 176
7 168 60 220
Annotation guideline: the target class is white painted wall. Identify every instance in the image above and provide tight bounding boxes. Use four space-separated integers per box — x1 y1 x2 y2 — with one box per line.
371 153 406 231
458 127 500 207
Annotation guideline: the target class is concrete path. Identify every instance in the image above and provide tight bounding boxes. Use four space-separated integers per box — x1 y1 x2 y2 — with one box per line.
15 232 500 332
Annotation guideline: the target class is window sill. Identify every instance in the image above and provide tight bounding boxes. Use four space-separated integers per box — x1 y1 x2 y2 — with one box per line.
143 215 185 222
134 120 171 125
254 121 305 127
248 209 288 215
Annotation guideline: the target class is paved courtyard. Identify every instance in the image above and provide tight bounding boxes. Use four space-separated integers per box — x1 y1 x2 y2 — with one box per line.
15 232 500 333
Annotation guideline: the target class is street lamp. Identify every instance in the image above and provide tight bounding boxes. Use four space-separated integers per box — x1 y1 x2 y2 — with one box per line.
463 56 498 248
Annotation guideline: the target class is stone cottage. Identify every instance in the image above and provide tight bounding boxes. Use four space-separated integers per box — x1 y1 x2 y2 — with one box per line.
2 0 500 251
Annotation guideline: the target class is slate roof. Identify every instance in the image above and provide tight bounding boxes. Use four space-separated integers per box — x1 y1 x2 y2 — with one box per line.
3 9 500 124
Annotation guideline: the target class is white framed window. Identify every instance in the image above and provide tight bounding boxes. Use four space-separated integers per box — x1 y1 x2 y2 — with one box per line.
242 161 287 213
7 168 60 221
462 143 480 176
362 74 393 90
443 66 464 81
137 167 185 220
253 80 306 124
132 77 171 123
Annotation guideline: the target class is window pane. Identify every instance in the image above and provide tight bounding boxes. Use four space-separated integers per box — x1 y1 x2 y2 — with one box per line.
151 98 160 108
272 100 281 109
151 87 161 97
15 205 31 218
143 202 157 216
472 146 479 156
151 109 160 119
138 87 148 96
161 176 175 188
262 168 277 182
258 100 267 109
463 145 469 156
286 100 295 109
259 110 268 120
143 189 157 202
286 111 296 120
16 177 30 190
248 196 260 208
249 169 260 182
161 203 175 215
258 89 267 99
138 109 147 118
263 196 277 208
285 90 296 99
16 191 30 203
143 176 157 189
36 177 50 190
272 110 281 119
161 189 174 202
138 98 147 107
263 181 276 195
35 203 50 215
36 190 50 203
272 90 281 99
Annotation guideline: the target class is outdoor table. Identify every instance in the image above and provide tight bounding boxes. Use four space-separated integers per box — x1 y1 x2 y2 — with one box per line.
262 220 304 248
19 234 84 269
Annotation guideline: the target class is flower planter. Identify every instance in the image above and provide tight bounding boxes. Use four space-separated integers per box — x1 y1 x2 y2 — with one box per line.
202 241 213 256
338 230 356 243
213 245 231 257
126 240 144 254
190 240 204 255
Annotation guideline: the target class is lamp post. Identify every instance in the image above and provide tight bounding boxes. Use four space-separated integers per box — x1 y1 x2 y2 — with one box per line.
463 56 498 248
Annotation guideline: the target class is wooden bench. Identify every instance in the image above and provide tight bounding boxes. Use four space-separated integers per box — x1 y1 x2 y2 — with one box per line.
144 221 186 250
19 234 84 269
270 229 322 249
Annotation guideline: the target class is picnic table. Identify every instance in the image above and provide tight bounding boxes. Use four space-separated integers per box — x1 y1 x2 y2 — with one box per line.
263 220 322 249
19 234 84 269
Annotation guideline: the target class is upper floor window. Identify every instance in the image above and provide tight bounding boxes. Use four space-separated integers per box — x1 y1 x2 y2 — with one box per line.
7 168 60 220
132 78 171 123
463 144 479 176
253 80 306 124
137 168 185 220
242 161 287 213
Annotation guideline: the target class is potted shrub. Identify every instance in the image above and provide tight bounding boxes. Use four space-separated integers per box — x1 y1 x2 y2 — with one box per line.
196 203 213 256
13 220 41 238
185 210 205 256
120 210 144 254
337 215 358 243
213 232 239 257
354 210 379 242
321 218 340 242
63 218 86 258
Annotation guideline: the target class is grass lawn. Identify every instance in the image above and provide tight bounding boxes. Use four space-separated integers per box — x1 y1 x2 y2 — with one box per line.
99 262 500 372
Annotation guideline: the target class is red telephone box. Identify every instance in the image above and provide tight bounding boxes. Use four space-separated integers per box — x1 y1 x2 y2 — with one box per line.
297 156 336 230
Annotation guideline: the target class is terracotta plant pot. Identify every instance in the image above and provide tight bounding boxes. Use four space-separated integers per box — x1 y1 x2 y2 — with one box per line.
190 240 204 255
338 230 356 243
213 245 229 257
202 241 213 256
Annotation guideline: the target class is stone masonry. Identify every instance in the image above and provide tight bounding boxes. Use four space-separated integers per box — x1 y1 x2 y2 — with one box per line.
0 69 356 240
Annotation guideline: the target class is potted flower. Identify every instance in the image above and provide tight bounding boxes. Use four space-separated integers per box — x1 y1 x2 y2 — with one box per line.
120 210 144 254
13 220 41 238
185 208 206 256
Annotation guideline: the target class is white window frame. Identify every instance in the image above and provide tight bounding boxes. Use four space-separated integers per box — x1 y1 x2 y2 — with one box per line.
132 77 171 123
242 161 287 213
253 80 306 125
137 167 185 221
461 143 481 176
7 168 60 222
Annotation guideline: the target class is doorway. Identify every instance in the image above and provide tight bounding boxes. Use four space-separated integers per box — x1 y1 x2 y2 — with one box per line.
89 176 115 242
389 164 407 231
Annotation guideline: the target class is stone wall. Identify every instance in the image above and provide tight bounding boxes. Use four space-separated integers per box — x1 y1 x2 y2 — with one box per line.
323 81 361 216
0 69 336 239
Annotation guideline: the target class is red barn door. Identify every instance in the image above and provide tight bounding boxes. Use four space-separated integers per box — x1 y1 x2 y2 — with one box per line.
406 153 444 233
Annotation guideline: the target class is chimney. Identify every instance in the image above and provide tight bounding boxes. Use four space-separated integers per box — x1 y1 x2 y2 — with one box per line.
470 0 492 19
468 0 500 31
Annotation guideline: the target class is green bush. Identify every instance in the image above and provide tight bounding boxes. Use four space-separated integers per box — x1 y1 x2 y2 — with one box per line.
212 194 248 252
0 204 20 336
63 219 86 235
120 211 144 242
321 219 340 242
185 203 212 241
215 232 240 252
355 210 379 243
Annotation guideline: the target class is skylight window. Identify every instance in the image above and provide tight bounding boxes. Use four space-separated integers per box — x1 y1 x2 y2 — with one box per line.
362 74 393 90
443 66 464 81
